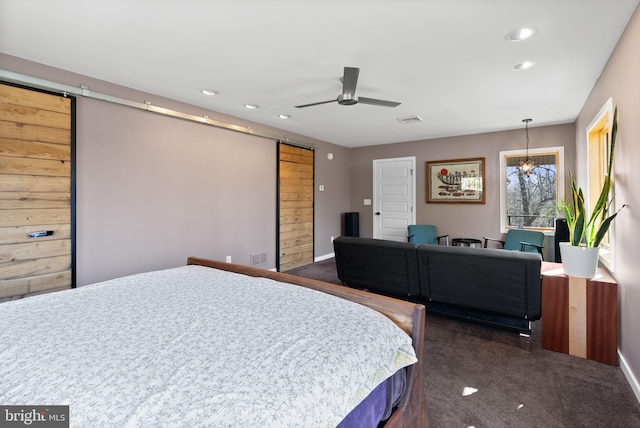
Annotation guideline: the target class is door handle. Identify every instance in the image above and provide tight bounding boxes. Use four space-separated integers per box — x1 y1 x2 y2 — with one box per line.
375 212 381 215
29 231 54 238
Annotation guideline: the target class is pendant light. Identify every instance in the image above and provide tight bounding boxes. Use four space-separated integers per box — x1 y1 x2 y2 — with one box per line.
518 118 536 175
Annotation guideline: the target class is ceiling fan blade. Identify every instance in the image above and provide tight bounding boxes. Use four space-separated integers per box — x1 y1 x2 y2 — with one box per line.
342 67 359 96
294 99 337 108
357 97 401 108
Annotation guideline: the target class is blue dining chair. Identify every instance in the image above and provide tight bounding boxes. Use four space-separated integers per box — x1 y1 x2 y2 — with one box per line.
483 229 545 258
407 225 449 245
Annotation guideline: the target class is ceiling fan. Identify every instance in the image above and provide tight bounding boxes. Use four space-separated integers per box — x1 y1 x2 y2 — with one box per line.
294 67 401 109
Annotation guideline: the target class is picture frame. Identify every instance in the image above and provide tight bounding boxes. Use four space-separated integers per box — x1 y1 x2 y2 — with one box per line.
426 157 485 203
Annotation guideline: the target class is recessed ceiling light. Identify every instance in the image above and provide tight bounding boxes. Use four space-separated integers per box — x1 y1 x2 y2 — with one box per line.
244 103 259 109
513 60 536 71
201 89 218 96
505 26 538 42
278 114 291 119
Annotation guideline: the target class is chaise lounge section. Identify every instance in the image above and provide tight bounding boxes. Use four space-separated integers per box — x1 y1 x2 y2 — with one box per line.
333 236 542 334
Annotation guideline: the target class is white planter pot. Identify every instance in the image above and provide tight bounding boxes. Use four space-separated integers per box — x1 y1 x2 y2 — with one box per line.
559 242 599 278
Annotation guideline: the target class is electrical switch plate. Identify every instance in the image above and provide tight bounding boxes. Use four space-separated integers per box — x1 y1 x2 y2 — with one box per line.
363 199 372 205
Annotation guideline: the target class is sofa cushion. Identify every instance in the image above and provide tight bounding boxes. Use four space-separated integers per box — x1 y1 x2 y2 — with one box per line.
333 236 421 298
417 245 542 320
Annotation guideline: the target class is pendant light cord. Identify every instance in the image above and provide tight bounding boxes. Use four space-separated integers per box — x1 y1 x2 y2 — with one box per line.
523 118 532 161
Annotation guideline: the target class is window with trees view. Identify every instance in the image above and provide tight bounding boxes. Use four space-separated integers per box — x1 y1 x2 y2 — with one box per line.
587 98 614 269
500 147 564 232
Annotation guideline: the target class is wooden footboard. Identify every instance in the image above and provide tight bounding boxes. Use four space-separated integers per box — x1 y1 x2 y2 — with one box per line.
187 257 428 428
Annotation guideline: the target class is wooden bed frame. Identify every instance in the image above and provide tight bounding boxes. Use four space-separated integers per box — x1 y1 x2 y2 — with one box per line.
187 257 428 427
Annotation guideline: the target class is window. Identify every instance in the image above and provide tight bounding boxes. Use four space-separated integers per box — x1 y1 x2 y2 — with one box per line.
500 147 564 233
587 98 615 269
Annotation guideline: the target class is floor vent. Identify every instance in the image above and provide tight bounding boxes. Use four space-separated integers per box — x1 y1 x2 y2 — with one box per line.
250 252 267 266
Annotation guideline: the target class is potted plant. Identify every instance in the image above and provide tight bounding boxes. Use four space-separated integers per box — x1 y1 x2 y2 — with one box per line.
559 106 625 277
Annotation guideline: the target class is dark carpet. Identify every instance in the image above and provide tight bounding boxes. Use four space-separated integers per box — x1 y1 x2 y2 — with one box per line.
286 258 640 428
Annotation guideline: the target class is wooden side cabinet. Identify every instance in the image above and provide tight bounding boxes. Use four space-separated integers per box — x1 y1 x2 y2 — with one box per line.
541 262 618 366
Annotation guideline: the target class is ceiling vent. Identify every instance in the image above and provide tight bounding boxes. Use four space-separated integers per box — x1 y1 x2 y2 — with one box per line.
397 115 423 124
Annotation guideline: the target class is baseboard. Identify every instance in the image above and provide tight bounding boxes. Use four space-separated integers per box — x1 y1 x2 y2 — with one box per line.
314 252 335 262
620 350 640 404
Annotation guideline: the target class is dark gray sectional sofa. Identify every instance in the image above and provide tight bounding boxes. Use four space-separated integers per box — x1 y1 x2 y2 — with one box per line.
333 236 542 334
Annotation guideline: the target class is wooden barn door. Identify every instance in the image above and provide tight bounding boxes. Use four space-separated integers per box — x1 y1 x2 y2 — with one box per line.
278 143 314 272
0 83 74 302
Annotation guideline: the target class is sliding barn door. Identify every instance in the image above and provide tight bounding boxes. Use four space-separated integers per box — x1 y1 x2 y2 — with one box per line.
0 83 74 302
278 143 314 272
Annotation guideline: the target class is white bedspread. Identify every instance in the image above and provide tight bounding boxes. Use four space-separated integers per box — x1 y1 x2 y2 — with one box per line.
0 265 416 427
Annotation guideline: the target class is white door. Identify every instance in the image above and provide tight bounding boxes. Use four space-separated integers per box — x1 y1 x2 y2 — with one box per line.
373 157 416 241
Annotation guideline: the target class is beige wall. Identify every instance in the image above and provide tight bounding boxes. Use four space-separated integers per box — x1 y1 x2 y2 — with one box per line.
314 143 352 255
574 4 640 396
349 124 575 261
75 96 277 284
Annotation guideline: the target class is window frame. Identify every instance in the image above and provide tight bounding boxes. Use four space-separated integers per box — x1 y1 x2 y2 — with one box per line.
499 146 565 234
586 98 615 270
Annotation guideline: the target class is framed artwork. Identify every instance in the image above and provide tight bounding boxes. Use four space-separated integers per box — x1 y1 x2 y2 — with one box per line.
426 157 485 203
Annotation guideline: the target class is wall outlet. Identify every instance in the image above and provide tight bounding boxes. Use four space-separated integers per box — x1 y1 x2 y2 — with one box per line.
226 256 232 263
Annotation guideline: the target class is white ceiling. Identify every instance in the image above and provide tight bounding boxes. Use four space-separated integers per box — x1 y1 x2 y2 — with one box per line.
1 0 638 148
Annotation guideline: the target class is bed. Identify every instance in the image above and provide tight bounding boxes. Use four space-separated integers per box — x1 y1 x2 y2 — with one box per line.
0 257 427 427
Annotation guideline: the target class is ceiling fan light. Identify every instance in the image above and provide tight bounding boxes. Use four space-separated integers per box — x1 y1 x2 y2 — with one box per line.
337 93 358 105
201 89 218 96
244 103 259 109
